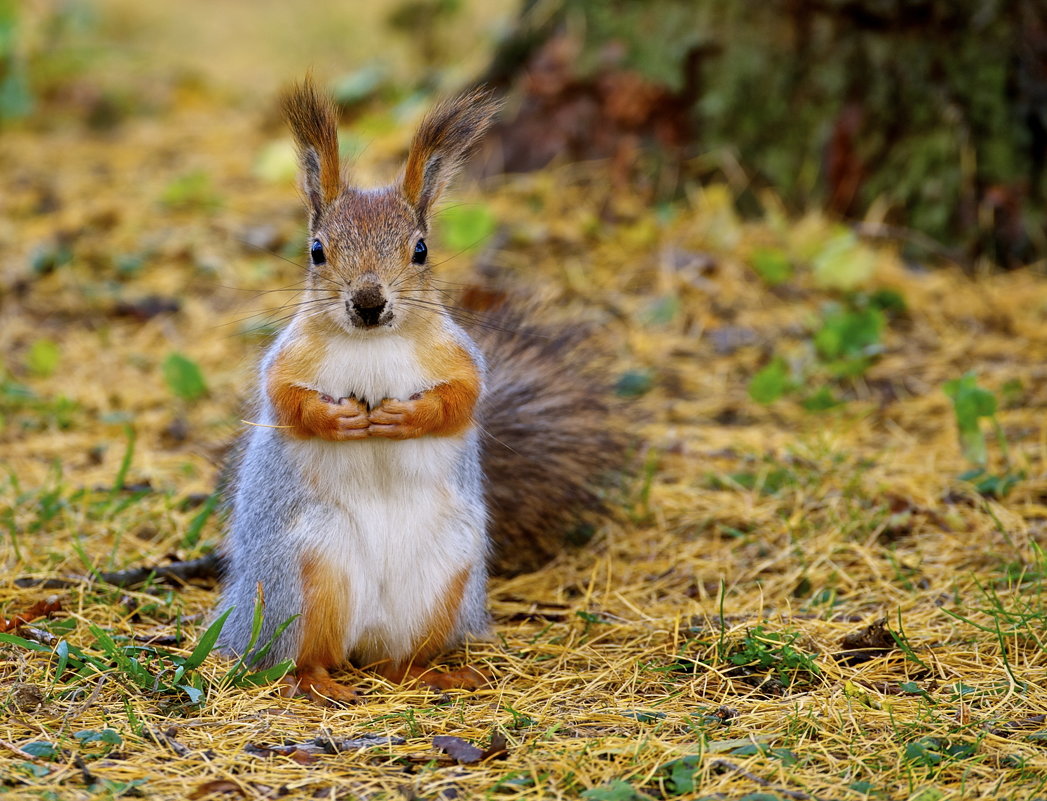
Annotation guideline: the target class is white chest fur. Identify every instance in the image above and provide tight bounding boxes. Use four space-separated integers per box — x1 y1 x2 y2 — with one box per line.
311 331 430 407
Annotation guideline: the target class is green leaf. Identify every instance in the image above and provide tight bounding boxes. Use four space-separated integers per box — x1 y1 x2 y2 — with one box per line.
615 370 654 398
21 741 58 760
748 358 793 404
899 680 929 697
814 307 884 361
811 231 877 290
943 373 998 466
643 294 681 326
0 61 33 121
163 353 207 401
972 471 1023 498
751 248 792 285
178 684 205 705
26 340 60 377
768 747 798 765
581 779 651 801
868 288 907 315
74 729 122 746
801 386 841 412
904 738 944 767
660 755 700 795
438 203 496 252
621 709 666 723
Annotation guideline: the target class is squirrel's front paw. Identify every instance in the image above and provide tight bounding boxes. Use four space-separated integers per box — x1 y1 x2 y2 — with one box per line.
304 393 370 441
367 397 426 439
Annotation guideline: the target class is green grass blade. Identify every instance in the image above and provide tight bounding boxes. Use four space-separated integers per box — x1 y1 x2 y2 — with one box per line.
183 608 230 670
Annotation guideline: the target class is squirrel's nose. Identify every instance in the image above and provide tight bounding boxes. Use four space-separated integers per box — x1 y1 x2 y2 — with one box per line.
351 286 387 328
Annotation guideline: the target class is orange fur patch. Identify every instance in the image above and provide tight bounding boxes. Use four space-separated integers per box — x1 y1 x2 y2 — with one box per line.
410 567 469 664
297 550 349 670
266 331 351 440
413 340 481 437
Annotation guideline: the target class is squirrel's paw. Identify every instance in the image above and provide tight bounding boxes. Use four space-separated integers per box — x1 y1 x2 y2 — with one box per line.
282 665 361 706
377 662 490 691
308 393 370 441
367 397 424 439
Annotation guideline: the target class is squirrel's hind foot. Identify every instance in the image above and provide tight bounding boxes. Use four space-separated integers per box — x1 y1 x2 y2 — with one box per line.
282 665 361 706
376 662 489 691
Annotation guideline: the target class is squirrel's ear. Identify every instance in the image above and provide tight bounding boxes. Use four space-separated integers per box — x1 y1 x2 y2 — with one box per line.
282 76 342 223
402 87 501 222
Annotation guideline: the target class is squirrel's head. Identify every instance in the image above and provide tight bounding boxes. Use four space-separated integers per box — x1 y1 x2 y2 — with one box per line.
282 78 500 334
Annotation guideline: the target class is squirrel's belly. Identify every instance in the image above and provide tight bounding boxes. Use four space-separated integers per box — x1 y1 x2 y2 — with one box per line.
286 435 485 662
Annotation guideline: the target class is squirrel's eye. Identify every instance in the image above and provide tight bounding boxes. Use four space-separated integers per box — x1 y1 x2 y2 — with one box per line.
310 240 326 266
412 238 427 265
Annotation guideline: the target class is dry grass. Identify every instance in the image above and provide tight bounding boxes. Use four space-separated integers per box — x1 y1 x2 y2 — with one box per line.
3 8 1047 800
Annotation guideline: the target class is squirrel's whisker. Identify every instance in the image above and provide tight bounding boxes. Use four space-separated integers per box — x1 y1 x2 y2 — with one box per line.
227 300 340 337
395 298 543 337
217 296 340 330
235 237 311 273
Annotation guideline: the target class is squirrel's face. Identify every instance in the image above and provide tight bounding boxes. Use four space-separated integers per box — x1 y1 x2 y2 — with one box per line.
308 188 430 334
283 79 500 335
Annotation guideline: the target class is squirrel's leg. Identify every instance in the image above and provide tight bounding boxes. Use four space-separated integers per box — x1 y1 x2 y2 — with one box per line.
373 566 490 691
283 549 359 705
267 344 370 440
368 344 481 439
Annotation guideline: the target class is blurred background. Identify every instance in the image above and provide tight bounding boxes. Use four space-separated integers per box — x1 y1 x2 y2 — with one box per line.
2 0 1045 496
4 6 1047 796
2 0 1045 268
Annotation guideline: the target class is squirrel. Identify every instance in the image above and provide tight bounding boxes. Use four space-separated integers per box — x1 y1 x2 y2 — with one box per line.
215 78 623 703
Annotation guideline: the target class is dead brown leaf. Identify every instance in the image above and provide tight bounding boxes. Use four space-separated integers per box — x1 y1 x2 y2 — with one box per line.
834 618 897 665
0 597 62 632
432 732 510 764
432 735 485 764
188 780 245 799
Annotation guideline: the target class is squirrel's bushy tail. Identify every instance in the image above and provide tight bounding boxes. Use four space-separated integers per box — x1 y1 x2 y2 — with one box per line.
469 308 627 575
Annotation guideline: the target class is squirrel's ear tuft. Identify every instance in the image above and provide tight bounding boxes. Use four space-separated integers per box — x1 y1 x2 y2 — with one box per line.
402 87 501 222
282 76 342 223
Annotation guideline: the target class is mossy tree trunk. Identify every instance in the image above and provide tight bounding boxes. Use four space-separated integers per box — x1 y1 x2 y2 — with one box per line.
475 0 1047 266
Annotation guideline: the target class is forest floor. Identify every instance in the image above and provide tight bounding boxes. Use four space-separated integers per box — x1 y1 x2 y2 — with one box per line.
3 3 1047 800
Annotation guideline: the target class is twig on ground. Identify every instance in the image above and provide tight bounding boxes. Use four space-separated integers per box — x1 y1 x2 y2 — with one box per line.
0 739 38 760
21 626 58 647
15 554 222 590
